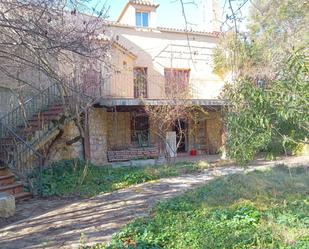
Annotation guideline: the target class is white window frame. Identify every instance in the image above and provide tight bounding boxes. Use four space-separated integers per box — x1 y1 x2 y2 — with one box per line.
135 11 149 27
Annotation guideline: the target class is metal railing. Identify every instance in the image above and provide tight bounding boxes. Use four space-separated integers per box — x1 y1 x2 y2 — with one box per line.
0 122 44 194
0 83 61 131
101 72 225 100
0 83 63 195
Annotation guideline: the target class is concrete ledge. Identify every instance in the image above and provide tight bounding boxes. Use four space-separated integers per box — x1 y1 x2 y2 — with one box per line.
111 159 157 168
0 192 15 218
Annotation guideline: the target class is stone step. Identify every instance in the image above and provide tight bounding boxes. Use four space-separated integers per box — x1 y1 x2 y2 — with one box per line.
0 182 23 195
0 137 15 144
0 151 7 159
0 173 15 186
31 108 63 118
45 105 64 112
28 114 60 123
0 166 9 176
14 191 32 201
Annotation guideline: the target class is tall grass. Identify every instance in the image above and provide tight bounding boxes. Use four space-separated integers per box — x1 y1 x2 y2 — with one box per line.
95 165 309 249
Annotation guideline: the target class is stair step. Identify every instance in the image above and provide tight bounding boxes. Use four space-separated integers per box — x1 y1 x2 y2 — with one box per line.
45 105 64 112
0 182 23 195
14 191 33 201
28 115 60 123
43 109 63 115
0 173 15 185
0 137 15 143
0 166 9 176
0 151 7 158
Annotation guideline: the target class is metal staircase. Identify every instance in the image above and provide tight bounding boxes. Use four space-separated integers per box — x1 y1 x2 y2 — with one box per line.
0 83 64 197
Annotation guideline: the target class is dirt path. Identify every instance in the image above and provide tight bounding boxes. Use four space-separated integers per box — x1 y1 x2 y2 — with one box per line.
0 156 308 249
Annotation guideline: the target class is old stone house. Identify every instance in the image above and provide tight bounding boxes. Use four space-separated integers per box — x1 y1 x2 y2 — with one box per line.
83 0 225 165
0 0 225 191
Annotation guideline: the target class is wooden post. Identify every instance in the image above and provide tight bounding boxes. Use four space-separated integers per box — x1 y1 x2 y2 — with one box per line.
84 109 91 161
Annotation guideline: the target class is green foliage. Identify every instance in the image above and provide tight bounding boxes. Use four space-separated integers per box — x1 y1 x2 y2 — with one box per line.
248 0 309 73
214 0 309 79
213 0 309 164
223 50 309 164
88 165 309 249
31 159 202 197
213 33 265 78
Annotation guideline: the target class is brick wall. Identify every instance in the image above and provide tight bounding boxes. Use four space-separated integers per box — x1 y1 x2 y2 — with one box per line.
107 147 159 162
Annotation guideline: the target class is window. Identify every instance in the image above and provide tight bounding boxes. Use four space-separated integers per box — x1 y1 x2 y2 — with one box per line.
136 12 149 27
164 68 190 96
131 114 150 146
134 67 147 98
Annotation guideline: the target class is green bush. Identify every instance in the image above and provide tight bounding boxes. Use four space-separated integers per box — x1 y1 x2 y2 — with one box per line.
31 159 201 197
223 50 309 165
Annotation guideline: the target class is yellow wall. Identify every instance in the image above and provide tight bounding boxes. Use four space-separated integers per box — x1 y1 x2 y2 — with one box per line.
106 111 131 149
102 46 136 98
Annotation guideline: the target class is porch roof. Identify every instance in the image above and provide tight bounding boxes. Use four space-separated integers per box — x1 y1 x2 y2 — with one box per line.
97 98 226 107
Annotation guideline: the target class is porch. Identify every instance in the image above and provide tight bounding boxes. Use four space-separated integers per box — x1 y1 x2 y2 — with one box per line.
88 102 224 165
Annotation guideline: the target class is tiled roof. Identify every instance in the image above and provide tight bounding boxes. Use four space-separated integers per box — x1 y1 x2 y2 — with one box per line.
92 33 137 58
106 20 220 37
157 26 221 37
129 0 159 8
113 41 137 58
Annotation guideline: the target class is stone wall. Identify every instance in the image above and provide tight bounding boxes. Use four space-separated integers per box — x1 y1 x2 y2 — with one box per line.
46 121 83 164
206 111 223 154
88 108 108 165
47 108 109 166
148 110 223 155
45 108 223 165
187 110 222 154
106 112 131 149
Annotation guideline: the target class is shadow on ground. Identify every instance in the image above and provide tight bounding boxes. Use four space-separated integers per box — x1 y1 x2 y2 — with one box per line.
0 156 307 249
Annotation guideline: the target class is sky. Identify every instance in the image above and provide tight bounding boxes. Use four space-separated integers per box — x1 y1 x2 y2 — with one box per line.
104 0 206 28
90 0 250 31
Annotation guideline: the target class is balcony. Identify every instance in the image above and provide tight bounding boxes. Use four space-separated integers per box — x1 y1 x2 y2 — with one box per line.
100 71 225 101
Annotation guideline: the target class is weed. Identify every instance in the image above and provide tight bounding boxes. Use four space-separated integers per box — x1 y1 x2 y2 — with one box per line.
88 165 309 249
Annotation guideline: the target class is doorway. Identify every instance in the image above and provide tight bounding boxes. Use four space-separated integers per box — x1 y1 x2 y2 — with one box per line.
172 119 187 153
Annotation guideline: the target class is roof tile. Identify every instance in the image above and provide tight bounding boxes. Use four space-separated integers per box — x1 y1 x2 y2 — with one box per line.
129 0 159 8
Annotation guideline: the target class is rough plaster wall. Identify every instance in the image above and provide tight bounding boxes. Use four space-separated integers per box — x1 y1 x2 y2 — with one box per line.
46 121 83 164
206 111 222 153
108 26 224 99
103 47 135 98
188 117 196 151
89 108 108 165
118 5 136 26
106 111 131 149
188 111 207 152
149 119 158 146
187 110 223 153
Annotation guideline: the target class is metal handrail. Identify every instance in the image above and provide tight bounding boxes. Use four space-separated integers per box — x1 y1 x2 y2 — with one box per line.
0 83 61 195
0 122 43 158
0 79 104 195
0 122 44 194
0 83 59 122
0 84 62 142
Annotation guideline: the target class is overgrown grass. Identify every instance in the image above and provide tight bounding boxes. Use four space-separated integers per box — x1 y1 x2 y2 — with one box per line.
89 165 309 249
32 159 209 197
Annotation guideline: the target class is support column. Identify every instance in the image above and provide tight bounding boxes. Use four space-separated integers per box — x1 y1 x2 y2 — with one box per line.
88 108 108 165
